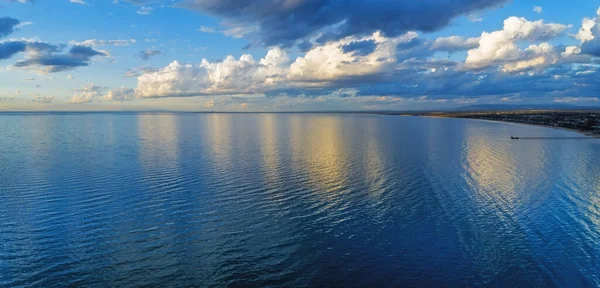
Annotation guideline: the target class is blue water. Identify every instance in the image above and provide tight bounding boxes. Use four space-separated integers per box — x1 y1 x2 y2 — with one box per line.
1 113 600 287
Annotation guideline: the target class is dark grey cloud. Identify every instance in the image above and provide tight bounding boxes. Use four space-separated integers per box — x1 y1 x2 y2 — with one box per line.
581 40 600 57
0 40 62 60
342 40 376 56
138 49 161 60
27 42 64 53
69 45 106 58
0 16 20 38
0 41 25 59
177 0 508 47
396 38 434 62
266 57 599 104
346 63 599 101
13 44 107 73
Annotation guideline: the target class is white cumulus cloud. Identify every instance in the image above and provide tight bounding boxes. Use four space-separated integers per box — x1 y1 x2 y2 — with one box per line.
465 16 568 70
579 7 600 57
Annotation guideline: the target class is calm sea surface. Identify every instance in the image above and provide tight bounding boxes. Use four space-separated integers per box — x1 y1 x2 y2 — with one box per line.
1 113 600 287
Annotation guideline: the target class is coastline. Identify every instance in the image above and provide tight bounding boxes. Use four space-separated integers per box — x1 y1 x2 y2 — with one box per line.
428 115 600 139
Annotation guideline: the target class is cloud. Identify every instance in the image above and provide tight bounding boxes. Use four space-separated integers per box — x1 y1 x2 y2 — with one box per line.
70 0 85 4
580 8 600 57
15 21 33 29
500 43 559 73
198 26 216 33
431 36 480 53
576 14 596 42
69 39 136 47
135 46 291 97
465 17 568 70
138 49 161 60
198 24 258 39
0 40 64 60
176 0 508 47
0 41 27 59
50 8 592 109
560 46 592 64
533 6 542 14
134 32 410 99
31 94 55 104
129 21 598 103
68 83 107 104
221 26 258 39
468 13 484 23
204 99 216 108
0 17 21 38
127 31 457 100
12 44 108 73
104 87 135 101
0 95 16 102
289 32 401 82
128 41 596 109
124 66 157 77
554 97 599 103
68 83 136 104
135 61 203 97
67 75 74 80
137 6 153 15
115 0 167 4
69 45 107 57
68 92 100 104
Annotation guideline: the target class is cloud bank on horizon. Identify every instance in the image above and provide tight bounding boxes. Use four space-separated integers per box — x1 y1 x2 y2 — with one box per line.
0 0 599 111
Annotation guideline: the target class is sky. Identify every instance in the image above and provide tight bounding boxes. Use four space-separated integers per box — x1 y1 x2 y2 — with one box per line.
0 0 599 111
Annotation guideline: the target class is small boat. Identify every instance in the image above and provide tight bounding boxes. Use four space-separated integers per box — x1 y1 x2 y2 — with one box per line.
511 136 520 140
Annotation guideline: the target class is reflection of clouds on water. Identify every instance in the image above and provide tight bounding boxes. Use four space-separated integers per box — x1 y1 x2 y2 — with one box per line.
287 115 305 172
296 116 351 202
137 114 181 175
205 114 233 173
3 114 600 286
457 120 557 278
559 142 600 234
462 121 547 208
258 114 282 188
362 117 386 200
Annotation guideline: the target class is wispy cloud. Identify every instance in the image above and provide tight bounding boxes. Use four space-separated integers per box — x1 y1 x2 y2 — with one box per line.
138 49 161 60
137 6 153 15
198 26 216 33
69 39 136 47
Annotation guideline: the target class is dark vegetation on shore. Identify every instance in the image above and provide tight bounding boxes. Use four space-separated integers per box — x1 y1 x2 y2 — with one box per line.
425 110 600 137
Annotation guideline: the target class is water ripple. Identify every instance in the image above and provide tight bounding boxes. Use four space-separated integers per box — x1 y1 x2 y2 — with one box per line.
1 114 600 287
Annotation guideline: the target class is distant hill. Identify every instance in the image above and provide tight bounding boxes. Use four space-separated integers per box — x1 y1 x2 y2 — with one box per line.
455 104 594 112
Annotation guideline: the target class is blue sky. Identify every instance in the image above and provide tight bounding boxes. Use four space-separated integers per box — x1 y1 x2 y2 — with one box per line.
0 0 599 111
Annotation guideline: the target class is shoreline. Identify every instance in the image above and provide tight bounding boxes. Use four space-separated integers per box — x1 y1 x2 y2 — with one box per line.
430 115 600 139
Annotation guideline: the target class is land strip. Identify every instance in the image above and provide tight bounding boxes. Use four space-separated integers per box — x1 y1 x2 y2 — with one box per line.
423 110 600 138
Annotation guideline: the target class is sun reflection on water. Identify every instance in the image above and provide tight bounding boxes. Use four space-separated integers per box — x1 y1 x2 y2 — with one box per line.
137 114 181 176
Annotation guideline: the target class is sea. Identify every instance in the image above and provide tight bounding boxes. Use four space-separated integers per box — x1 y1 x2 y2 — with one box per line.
1 113 599 287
